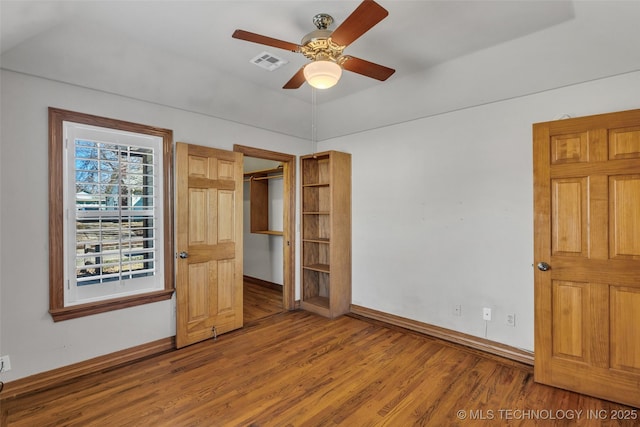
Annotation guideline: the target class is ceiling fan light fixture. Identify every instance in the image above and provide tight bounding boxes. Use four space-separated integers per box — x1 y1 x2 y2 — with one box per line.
303 60 342 89
232 0 394 90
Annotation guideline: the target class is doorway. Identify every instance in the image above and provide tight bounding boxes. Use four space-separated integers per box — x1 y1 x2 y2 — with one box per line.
234 145 296 322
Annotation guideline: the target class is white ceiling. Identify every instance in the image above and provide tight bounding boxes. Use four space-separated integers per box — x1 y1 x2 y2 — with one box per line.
2 1 639 141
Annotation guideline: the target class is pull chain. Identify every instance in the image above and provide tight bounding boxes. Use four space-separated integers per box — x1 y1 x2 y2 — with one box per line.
311 88 318 155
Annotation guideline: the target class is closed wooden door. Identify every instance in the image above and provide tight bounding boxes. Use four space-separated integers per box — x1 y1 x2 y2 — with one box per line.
175 143 243 348
533 109 640 407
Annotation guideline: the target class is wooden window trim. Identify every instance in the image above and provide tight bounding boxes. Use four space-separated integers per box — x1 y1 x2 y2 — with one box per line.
48 108 174 322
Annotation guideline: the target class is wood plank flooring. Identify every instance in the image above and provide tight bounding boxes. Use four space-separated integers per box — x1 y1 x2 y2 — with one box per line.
243 280 283 324
2 310 637 426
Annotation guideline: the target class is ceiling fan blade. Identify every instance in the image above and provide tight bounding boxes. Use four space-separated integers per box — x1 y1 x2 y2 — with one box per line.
342 56 395 81
232 30 301 52
329 0 389 47
283 67 306 89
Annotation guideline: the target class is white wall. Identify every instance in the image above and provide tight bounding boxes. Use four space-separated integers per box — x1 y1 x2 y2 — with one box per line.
319 71 640 352
0 70 308 381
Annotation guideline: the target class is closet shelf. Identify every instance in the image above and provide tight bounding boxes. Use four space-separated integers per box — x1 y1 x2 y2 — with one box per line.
254 230 283 236
252 230 284 236
244 165 283 179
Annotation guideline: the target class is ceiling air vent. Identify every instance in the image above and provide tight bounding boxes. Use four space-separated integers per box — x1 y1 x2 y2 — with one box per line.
250 51 288 71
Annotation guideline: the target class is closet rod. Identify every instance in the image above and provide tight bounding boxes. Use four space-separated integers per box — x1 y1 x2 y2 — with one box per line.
244 174 283 182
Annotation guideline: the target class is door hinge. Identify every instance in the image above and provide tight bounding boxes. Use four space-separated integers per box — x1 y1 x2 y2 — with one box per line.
212 326 217 341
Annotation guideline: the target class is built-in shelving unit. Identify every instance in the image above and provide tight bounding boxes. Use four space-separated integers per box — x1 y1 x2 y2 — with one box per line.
300 151 351 318
244 165 283 235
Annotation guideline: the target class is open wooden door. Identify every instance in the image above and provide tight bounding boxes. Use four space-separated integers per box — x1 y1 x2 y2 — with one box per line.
533 109 640 407
175 142 243 348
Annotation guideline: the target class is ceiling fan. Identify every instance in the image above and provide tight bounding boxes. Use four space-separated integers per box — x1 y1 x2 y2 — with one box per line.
232 0 395 90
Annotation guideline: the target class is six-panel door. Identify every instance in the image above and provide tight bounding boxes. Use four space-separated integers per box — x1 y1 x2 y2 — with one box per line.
533 109 640 407
175 143 243 348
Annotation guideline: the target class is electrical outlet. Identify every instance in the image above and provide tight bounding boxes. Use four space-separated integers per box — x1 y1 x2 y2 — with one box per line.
507 313 516 327
453 304 462 316
482 307 492 321
0 355 11 372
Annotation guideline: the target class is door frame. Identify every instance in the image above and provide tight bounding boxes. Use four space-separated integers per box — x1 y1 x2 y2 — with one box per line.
234 144 296 310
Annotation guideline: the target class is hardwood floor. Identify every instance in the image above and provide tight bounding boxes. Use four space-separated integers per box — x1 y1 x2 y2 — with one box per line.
2 310 637 426
243 279 283 324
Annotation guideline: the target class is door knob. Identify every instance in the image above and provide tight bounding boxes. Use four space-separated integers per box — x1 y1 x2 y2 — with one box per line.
179 251 188 259
537 262 550 271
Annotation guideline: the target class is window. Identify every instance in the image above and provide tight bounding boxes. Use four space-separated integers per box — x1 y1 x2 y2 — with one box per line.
49 108 174 321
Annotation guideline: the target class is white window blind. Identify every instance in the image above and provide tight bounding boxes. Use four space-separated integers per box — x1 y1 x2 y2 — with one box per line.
63 122 164 305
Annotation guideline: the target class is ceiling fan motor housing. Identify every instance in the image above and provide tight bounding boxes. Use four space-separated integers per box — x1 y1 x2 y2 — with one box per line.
300 29 346 63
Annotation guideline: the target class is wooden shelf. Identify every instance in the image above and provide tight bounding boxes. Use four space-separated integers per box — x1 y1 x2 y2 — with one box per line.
302 183 330 187
300 151 351 319
303 264 330 273
303 238 330 244
253 230 283 236
243 166 283 178
302 295 329 309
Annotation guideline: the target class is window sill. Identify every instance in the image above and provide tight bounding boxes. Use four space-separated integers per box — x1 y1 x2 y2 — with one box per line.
49 289 174 322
